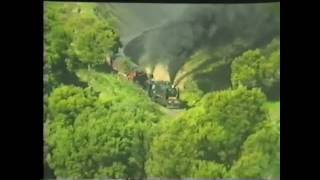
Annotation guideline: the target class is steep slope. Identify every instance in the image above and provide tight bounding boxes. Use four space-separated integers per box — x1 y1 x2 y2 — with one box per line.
95 3 187 45
124 3 279 74
121 3 280 106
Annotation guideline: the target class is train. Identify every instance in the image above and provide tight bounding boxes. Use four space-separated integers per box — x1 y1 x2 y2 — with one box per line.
107 54 183 109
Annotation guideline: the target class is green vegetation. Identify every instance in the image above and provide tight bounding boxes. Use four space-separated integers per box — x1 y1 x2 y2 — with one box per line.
176 49 231 106
46 75 162 178
228 109 280 178
231 38 280 99
146 86 268 178
44 2 120 92
265 101 280 121
44 2 280 179
228 99 280 178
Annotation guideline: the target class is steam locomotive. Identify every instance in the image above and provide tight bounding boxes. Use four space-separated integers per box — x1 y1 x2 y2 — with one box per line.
107 54 183 109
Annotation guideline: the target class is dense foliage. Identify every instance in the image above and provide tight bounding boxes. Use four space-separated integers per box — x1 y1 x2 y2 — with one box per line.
46 74 162 178
229 108 280 178
44 3 121 92
146 86 269 178
231 38 280 99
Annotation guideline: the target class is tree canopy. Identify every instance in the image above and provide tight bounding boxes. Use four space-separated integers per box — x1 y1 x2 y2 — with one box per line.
44 3 121 92
46 74 163 178
231 38 280 99
228 112 280 178
146 86 268 178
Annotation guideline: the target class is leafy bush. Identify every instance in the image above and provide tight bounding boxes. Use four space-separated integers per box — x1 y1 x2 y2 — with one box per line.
44 3 121 92
179 80 204 107
228 113 280 178
231 39 280 99
46 77 162 178
146 86 268 178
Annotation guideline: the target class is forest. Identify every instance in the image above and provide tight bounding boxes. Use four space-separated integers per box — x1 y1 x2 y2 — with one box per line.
44 2 280 179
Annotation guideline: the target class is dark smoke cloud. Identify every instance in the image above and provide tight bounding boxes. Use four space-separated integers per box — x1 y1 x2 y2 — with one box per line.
124 3 280 80
105 3 188 45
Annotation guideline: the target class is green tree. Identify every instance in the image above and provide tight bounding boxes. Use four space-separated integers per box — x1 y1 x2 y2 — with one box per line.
228 115 280 178
44 3 80 92
47 85 97 122
46 82 162 179
231 39 280 99
44 3 121 92
146 86 268 178
179 79 204 107
191 160 227 178
231 49 264 88
66 8 121 68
